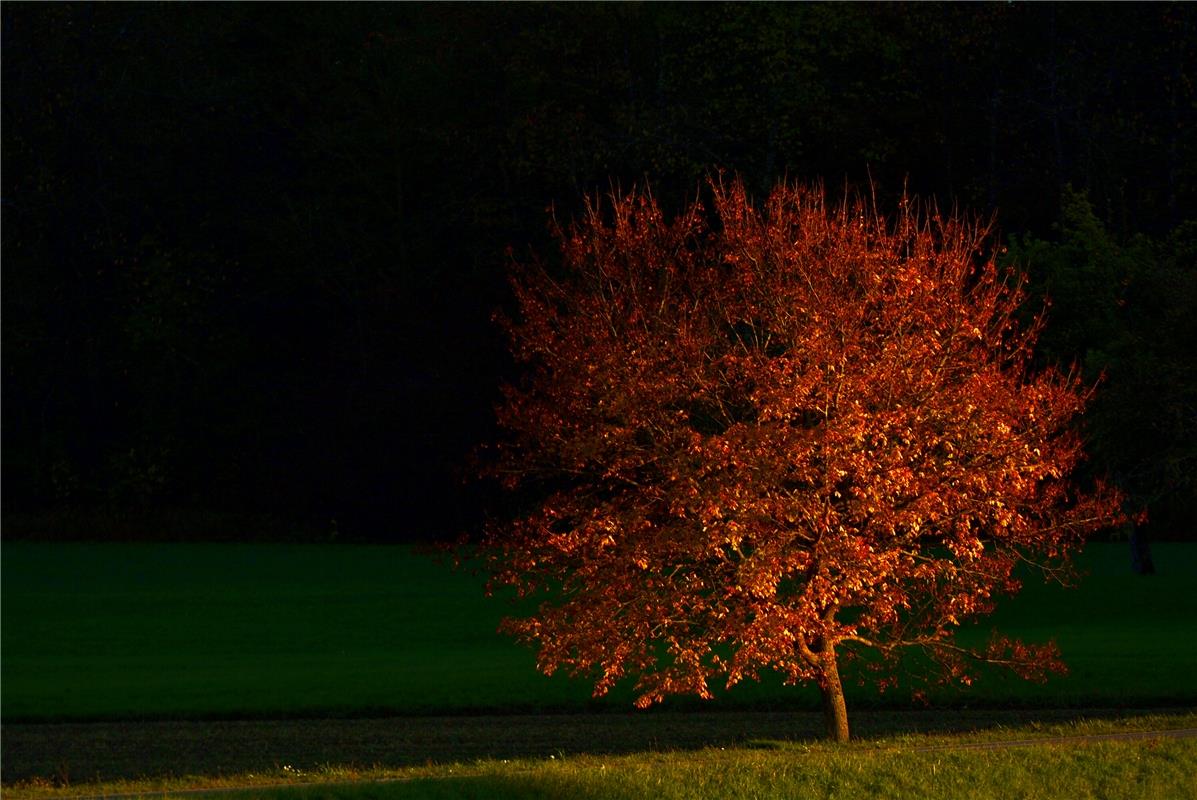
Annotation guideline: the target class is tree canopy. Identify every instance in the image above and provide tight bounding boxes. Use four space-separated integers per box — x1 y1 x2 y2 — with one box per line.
481 179 1125 741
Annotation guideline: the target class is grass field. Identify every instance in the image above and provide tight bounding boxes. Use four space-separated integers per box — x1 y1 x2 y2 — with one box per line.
190 737 1197 800
3 542 1196 721
5 713 1196 799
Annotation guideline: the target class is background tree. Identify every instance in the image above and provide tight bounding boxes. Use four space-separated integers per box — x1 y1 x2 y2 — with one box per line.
481 179 1124 741
1006 189 1197 570
3 4 1190 542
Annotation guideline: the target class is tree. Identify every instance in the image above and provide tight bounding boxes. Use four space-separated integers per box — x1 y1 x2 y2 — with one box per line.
1006 188 1197 555
480 178 1125 742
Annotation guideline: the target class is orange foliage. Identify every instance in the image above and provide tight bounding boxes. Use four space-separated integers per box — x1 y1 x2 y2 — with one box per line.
481 178 1124 714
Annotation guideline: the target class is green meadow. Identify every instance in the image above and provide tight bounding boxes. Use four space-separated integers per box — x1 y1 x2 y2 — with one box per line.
5 713 1197 800
3 541 1196 721
179 738 1197 800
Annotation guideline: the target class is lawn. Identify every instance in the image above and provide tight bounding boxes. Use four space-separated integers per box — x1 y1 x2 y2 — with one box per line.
2 542 1196 721
5 713 1196 800
194 738 1197 800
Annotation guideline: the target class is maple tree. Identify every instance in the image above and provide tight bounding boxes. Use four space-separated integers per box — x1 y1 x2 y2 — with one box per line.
480 178 1124 741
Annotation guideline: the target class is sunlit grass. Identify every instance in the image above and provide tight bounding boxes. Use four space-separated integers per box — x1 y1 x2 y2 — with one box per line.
5 713 1195 800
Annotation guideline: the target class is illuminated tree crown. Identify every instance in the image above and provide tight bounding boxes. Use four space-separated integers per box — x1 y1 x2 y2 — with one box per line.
481 178 1123 741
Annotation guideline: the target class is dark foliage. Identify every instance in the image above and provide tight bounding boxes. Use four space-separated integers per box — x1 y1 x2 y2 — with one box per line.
2 4 1193 540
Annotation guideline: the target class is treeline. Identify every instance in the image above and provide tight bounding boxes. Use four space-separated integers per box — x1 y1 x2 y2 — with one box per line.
2 3 1193 540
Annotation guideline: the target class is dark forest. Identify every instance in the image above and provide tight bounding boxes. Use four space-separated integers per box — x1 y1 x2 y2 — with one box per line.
3 3 1194 542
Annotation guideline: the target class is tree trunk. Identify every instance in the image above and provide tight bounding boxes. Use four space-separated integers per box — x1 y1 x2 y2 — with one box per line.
820 643 850 742
1130 525 1155 575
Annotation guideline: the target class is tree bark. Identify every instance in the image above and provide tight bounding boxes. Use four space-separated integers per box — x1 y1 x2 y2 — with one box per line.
820 643 850 742
1130 525 1155 575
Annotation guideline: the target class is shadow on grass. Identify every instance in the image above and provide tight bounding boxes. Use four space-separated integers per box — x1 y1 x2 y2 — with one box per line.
5 707 1195 786
206 775 582 800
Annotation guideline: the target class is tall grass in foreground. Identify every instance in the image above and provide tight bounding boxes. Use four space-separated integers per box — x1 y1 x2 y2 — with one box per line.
44 739 1197 800
214 740 1196 800
6 714 1196 800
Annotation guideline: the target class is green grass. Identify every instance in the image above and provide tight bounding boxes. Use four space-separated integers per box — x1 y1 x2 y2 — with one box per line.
202 740 1197 800
5 713 1196 800
2 542 1196 721
7 708 1192 784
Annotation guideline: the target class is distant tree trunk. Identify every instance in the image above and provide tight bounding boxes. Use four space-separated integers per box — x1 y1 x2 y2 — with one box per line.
820 643 850 742
1130 525 1155 575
